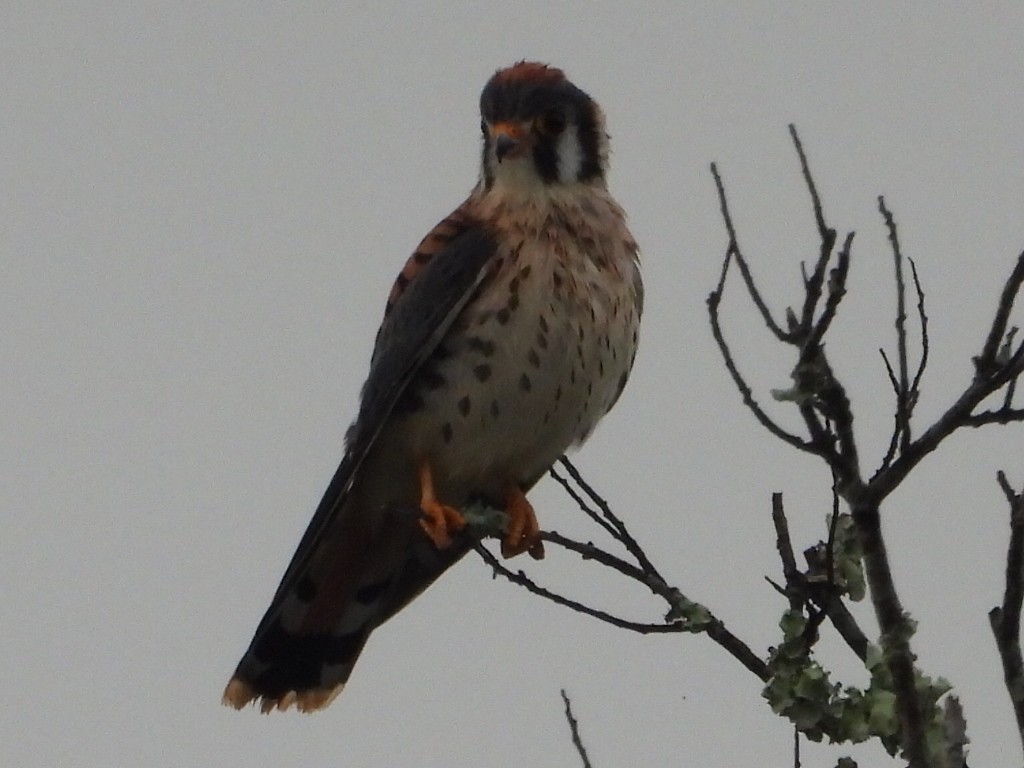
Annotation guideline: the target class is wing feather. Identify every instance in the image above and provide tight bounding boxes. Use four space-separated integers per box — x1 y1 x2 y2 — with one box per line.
224 215 499 708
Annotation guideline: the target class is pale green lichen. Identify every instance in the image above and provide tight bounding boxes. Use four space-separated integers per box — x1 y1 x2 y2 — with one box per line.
460 500 509 537
829 513 866 602
763 611 955 761
664 589 713 631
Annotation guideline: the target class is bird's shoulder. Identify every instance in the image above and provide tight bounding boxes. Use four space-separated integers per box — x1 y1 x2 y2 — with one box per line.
382 194 487 318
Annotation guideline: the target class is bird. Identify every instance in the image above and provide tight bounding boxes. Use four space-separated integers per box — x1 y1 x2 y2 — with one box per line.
223 61 643 713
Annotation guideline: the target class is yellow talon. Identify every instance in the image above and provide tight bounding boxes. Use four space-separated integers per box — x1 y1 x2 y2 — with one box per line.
502 484 544 560
417 461 466 549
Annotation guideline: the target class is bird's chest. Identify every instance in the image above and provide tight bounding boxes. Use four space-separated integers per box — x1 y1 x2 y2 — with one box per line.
400 228 639 499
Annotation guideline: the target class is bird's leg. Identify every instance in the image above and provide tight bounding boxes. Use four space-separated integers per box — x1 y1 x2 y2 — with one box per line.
502 484 544 560
417 460 466 549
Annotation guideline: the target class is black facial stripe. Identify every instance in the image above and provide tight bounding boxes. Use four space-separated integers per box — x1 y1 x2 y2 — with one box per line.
532 138 560 183
481 133 494 187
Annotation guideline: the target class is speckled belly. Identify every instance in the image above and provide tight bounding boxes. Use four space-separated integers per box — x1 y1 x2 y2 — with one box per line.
396 239 640 503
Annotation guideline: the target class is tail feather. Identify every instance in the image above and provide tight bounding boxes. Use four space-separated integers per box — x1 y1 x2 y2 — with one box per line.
223 503 472 712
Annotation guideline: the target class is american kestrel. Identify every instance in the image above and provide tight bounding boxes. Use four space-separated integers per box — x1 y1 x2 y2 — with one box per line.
224 61 642 712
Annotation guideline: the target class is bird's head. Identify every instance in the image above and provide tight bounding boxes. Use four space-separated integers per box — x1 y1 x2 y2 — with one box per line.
478 62 609 193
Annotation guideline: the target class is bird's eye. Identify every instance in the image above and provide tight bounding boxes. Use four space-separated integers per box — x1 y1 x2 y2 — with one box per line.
480 119 488 135
537 111 566 136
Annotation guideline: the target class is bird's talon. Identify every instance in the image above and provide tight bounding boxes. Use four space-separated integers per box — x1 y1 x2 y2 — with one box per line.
419 503 465 549
501 484 544 559
500 535 545 560
418 461 465 550
528 539 545 560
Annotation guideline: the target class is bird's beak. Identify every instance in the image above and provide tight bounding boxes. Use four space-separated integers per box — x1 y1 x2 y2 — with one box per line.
490 121 528 162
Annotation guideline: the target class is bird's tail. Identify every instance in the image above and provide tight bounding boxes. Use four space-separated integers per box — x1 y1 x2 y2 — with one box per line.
223 501 471 713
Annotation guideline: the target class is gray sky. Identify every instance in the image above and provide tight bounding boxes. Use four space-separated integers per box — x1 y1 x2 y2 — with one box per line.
4 3 1024 766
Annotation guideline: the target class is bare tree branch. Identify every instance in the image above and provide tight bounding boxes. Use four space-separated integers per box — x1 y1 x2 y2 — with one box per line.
990 471 1024 758
907 258 930 411
789 123 828 241
797 225 837 335
851 500 928 766
711 128 951 766
976 251 1024 377
548 462 620 541
474 542 681 635
825 481 841 586
710 163 791 341
877 350 903 474
561 690 594 768
708 254 817 454
879 196 913 455
821 595 869 663
557 458 664 580
802 233 853 354
772 493 804 614
869 354 1024 502
878 249 934 482
962 408 1024 427
772 492 870 662
469 469 772 683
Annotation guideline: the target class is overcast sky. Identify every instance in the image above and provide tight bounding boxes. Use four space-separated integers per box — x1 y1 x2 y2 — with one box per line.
5 3 1024 766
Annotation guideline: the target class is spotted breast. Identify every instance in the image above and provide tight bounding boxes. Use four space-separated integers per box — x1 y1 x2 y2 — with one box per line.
397 187 641 507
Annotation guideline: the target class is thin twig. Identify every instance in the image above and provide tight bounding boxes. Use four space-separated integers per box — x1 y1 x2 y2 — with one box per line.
803 233 853 354
789 124 828 240
475 507 772 682
772 493 803 612
798 229 838 335
545 527 771 681
879 349 900 394
797 401 837 461
710 163 790 341
871 347 1024 502
773 492 869 661
765 576 788 598
821 595 869 662
876 419 900 478
540 531 659 593
826 479 841 587
789 125 842 341
1003 371 1019 411
1000 329 1020 410
877 349 903 475
475 542 681 635
907 257 929 409
708 282 816 454
879 196 913 454
976 250 1024 377
962 408 1024 427
561 690 594 768
800 546 871 662
557 457 663 580
549 463 619 540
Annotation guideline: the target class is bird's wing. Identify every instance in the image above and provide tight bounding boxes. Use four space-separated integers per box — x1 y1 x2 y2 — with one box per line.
224 206 499 712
